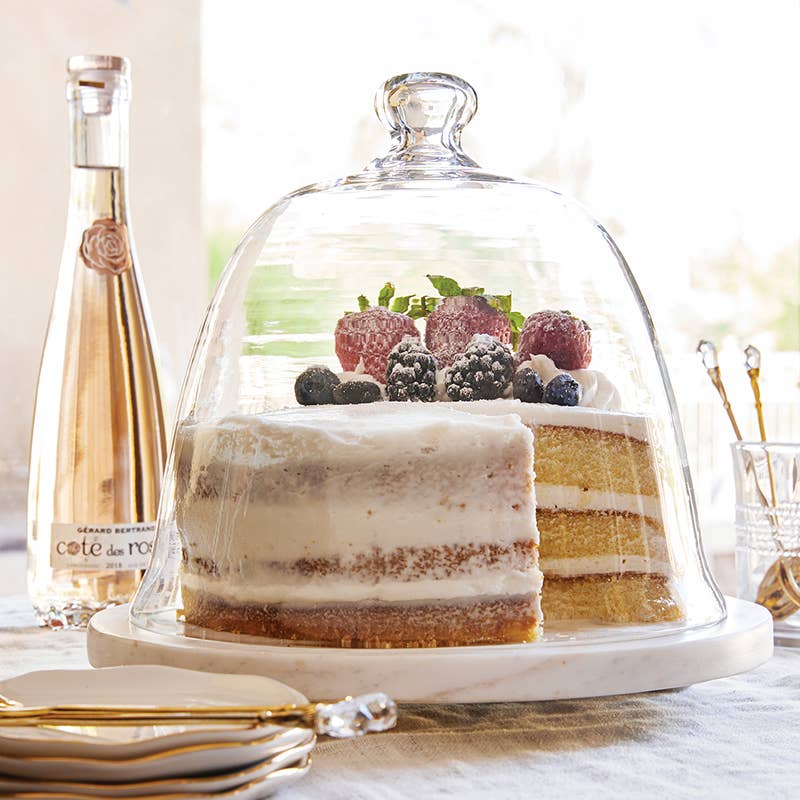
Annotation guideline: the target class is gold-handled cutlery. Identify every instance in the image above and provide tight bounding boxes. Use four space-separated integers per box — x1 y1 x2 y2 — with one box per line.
743 345 800 618
0 692 397 738
697 339 800 620
697 340 742 440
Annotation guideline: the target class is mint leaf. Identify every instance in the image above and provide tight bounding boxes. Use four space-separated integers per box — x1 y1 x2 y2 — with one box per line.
487 293 512 314
408 295 439 319
508 311 526 331
357 294 370 312
508 311 525 349
378 282 395 308
426 274 461 297
391 294 413 313
460 286 485 296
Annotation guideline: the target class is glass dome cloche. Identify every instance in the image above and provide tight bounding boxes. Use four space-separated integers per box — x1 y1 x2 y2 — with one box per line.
132 71 725 649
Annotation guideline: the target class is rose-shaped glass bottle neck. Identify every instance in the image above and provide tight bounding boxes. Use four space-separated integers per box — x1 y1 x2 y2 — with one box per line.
370 72 479 171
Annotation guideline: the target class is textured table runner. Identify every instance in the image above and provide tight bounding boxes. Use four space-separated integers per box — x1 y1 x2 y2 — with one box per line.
1 595 797 798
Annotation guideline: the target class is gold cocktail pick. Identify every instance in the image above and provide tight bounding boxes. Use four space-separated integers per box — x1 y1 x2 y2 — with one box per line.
0 692 398 738
744 345 770 446
744 344 800 619
696 340 743 440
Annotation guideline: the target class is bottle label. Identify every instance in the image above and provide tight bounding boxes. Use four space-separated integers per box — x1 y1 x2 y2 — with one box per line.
50 522 156 571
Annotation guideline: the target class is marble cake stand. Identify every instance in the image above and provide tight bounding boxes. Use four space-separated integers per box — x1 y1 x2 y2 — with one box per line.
87 597 772 703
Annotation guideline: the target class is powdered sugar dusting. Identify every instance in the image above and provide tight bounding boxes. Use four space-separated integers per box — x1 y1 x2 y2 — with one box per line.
425 296 511 367
334 307 419 379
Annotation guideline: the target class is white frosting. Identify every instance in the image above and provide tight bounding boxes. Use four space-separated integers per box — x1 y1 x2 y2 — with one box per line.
434 369 449 401
182 567 543 605
209 396 651 441
450 398 651 440
177 404 538 565
179 402 535 472
517 355 622 411
571 369 622 411
540 555 672 578
535 484 662 519
180 493 537 562
519 354 562 384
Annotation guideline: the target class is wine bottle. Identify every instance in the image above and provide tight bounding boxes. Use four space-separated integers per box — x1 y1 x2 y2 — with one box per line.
27 55 166 629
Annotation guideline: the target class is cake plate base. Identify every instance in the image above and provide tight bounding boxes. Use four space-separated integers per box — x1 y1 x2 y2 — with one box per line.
87 597 773 703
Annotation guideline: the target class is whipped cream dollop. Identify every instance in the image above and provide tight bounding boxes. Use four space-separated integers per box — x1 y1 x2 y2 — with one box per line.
518 355 622 411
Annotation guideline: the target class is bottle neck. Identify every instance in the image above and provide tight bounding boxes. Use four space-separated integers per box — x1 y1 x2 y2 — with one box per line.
67 167 128 227
67 95 129 223
69 94 129 170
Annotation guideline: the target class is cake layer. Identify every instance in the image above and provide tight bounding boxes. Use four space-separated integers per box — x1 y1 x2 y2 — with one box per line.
542 574 683 623
532 425 658 497
453 399 660 498
537 509 668 564
182 587 541 647
183 539 538 583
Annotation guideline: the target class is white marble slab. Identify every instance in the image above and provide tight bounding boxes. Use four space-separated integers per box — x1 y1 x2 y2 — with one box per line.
87 597 773 703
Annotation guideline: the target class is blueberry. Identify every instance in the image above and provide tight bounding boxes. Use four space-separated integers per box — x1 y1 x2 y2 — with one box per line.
332 380 382 404
513 367 544 403
294 366 340 405
543 373 582 406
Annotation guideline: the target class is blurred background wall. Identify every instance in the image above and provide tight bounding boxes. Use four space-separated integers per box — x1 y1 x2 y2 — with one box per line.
0 0 205 547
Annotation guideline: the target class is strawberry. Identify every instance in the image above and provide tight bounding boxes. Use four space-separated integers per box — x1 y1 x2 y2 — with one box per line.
420 275 518 367
334 284 419 380
425 296 511 367
516 310 592 370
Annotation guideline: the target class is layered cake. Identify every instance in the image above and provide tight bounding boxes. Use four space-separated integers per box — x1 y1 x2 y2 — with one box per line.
176 404 542 647
176 276 683 646
458 401 681 624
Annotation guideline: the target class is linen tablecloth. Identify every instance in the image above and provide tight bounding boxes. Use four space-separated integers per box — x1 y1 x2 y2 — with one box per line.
1 595 797 799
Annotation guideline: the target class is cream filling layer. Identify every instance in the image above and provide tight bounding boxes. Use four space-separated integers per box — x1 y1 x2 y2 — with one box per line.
540 555 672 578
535 484 662 519
181 567 543 606
178 499 538 561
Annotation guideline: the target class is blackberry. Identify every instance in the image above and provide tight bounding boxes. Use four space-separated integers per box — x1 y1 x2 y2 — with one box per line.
543 373 582 406
445 334 515 402
332 380 382 404
386 338 437 402
294 366 340 405
513 366 544 403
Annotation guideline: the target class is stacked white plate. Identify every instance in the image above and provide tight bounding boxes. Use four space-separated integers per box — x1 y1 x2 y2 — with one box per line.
0 666 314 799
